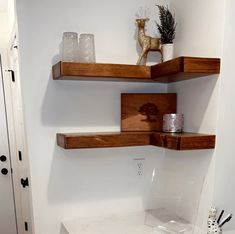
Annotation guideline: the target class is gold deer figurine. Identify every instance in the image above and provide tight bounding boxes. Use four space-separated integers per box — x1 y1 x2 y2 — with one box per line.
136 18 163 65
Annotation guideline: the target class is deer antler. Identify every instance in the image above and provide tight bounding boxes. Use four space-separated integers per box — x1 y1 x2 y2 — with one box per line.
144 7 150 18
135 6 143 18
135 6 150 19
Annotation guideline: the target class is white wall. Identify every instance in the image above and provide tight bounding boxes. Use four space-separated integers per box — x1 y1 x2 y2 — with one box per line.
168 0 225 232
0 12 9 48
15 0 169 233
0 0 16 49
168 0 235 232
7 0 15 36
214 0 235 230
169 0 225 58
15 0 235 233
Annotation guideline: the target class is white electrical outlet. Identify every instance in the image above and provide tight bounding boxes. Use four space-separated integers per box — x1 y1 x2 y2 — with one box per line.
133 158 145 176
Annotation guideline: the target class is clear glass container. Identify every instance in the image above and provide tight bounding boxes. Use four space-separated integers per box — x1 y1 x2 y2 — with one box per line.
78 33 96 63
62 32 79 62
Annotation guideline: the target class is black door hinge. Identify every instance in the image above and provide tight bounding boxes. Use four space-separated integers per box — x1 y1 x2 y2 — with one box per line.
21 177 29 188
24 221 28 231
18 151 22 161
6 70 15 82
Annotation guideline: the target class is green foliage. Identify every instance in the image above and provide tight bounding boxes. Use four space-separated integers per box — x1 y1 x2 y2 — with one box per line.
156 5 176 44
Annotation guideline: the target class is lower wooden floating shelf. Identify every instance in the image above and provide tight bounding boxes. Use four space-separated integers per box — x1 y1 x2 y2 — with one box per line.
57 132 216 151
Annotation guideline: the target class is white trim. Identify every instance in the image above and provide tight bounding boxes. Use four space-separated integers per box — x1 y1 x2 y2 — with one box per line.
2 28 35 234
0 47 23 233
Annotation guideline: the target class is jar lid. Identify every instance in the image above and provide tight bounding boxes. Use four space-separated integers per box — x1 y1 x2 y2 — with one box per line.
80 33 94 38
63 32 78 38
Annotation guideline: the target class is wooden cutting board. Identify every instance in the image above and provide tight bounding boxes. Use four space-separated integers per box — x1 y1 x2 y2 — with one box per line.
121 93 177 132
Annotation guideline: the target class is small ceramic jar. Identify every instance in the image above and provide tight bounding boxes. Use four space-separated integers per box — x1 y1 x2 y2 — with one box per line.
163 113 184 132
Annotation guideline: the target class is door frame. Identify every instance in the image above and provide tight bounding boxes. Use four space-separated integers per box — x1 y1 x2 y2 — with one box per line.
1 25 34 234
0 51 18 234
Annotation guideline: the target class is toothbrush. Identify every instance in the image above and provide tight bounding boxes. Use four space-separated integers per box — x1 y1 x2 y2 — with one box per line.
217 210 224 224
219 214 233 228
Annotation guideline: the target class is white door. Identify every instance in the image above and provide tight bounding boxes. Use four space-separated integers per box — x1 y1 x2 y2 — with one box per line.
0 54 18 234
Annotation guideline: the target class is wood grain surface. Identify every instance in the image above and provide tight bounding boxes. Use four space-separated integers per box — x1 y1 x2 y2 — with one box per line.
57 132 150 149
52 62 151 81
57 132 216 150
151 57 220 82
52 57 220 83
121 93 177 132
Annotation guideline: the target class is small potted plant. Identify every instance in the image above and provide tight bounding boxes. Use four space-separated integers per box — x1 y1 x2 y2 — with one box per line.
156 5 176 62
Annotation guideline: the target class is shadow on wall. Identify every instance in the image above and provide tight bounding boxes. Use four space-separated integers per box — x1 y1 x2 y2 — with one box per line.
168 75 219 133
47 137 214 225
43 47 217 226
40 57 166 128
162 149 214 224
47 143 165 207
60 223 68 234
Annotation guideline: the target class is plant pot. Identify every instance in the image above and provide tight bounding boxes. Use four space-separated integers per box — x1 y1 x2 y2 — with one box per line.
162 44 174 62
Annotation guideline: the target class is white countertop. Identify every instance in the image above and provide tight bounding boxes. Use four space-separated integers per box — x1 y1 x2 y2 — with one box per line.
62 209 193 234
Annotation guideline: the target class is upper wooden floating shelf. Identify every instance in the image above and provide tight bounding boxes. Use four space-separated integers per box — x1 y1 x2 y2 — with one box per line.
52 57 220 83
57 131 216 151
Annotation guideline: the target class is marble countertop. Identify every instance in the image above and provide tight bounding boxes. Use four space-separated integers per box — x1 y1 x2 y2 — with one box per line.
62 209 193 234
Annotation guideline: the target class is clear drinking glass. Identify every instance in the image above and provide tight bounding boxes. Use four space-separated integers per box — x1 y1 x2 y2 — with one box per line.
78 34 96 63
62 32 79 62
